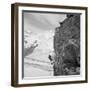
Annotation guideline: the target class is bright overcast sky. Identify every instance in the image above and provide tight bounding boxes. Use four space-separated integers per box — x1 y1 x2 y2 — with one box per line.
24 12 67 51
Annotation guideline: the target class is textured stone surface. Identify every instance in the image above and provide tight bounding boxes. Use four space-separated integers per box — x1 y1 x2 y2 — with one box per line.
54 14 80 75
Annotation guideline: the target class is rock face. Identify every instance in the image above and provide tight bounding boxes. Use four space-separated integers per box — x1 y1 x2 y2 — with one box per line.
53 14 80 75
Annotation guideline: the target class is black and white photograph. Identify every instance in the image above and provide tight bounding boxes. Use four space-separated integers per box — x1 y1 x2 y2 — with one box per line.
23 12 80 77
11 3 87 87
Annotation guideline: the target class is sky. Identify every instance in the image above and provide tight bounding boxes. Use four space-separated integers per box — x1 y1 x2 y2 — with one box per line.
24 11 67 77
24 12 67 51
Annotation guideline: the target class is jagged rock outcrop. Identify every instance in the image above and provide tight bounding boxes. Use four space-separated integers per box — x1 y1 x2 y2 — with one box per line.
53 14 80 75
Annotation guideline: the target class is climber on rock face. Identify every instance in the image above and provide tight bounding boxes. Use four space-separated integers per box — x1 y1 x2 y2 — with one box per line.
48 51 55 65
